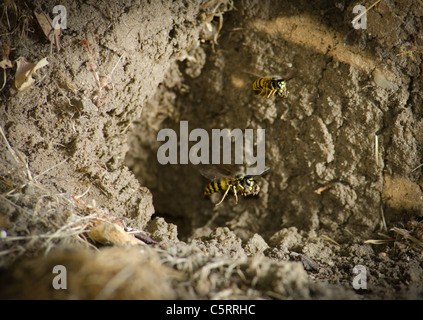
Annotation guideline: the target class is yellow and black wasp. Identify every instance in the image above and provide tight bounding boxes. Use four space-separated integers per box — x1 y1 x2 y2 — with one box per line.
252 74 301 98
201 166 270 206
253 77 288 98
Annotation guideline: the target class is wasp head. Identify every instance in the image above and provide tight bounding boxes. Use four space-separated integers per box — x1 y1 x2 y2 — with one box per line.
276 80 287 96
240 177 260 196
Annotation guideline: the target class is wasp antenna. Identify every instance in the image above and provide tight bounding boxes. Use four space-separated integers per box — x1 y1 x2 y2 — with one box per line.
287 75 302 81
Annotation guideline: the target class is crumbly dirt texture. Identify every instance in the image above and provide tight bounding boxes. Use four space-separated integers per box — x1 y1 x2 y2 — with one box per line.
0 0 422 300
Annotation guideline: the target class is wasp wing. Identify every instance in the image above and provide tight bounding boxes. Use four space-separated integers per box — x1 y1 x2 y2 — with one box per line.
199 164 242 181
244 167 270 179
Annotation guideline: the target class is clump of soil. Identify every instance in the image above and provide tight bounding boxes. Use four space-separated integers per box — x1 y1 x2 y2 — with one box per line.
0 0 422 299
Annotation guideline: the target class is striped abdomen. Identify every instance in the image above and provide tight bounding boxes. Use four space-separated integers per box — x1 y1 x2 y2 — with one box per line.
204 179 232 195
253 78 273 93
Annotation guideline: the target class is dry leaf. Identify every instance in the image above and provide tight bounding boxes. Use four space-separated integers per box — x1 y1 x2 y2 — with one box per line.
14 57 35 91
0 58 13 69
90 221 143 246
34 10 61 53
32 57 49 76
15 57 49 91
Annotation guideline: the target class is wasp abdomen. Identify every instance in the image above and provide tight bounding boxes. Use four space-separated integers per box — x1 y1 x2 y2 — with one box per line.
204 179 230 195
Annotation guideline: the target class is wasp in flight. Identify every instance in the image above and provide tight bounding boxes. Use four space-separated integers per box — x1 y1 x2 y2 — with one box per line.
201 166 270 206
253 77 287 98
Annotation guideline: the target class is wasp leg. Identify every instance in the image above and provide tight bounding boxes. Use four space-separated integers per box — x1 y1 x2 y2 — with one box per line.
215 186 232 207
278 89 287 97
233 185 239 204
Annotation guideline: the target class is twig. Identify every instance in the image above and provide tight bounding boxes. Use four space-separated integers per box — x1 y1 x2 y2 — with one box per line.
410 163 423 173
73 185 91 200
0 194 51 225
33 157 69 181
99 54 125 93
391 227 423 247
352 0 382 27
364 239 393 244
0 125 20 164
375 135 379 166
380 206 387 231
318 234 341 246
314 184 332 195
79 40 102 98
